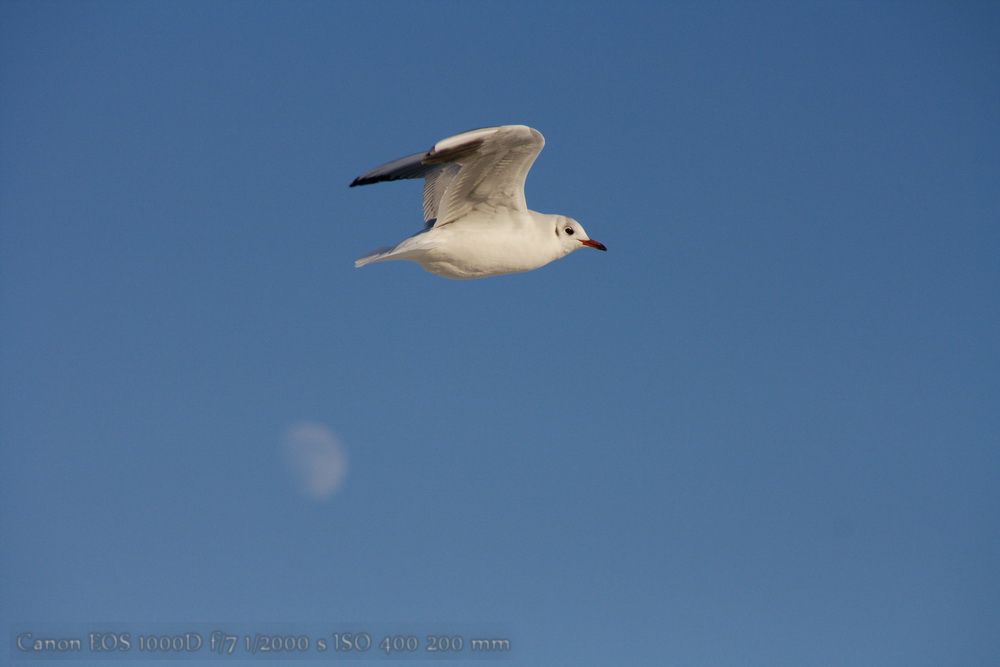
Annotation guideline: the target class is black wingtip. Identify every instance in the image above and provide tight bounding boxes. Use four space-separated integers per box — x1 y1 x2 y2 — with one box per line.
348 150 435 189
349 174 381 187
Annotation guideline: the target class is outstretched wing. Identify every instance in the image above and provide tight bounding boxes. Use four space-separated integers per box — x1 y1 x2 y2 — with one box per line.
349 125 545 227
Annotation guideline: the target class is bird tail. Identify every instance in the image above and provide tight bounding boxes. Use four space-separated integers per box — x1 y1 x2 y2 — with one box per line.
355 233 441 269
354 246 398 268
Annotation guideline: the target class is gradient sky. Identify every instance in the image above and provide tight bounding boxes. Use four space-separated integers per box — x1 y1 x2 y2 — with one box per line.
2 1 998 665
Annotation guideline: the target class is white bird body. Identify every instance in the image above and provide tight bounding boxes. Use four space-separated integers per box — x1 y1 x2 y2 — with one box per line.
350 125 605 279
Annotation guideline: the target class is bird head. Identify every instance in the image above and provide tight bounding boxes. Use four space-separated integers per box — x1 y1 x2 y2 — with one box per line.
555 216 607 255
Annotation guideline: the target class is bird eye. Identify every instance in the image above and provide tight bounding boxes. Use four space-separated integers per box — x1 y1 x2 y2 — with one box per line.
564 226 574 235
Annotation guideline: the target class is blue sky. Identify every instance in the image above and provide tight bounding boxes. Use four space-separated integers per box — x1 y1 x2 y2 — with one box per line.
2 1 998 664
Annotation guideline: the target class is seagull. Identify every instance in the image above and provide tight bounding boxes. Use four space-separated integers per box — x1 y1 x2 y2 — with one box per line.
349 125 606 279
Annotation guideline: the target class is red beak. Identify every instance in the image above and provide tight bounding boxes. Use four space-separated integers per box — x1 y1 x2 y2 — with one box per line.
581 239 607 251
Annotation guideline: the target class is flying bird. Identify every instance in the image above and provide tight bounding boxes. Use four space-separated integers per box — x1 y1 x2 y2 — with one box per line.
350 125 605 279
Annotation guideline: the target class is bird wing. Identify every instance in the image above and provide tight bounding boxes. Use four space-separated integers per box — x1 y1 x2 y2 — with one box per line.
349 125 545 227
421 162 461 224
